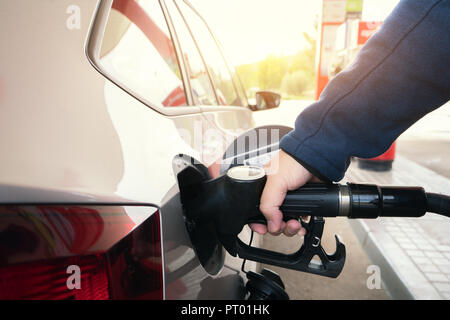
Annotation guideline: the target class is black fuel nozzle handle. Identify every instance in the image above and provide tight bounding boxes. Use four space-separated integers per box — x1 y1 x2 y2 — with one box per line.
214 165 347 278
246 183 341 225
247 181 430 225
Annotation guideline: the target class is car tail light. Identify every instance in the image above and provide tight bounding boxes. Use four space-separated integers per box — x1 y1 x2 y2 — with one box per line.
0 205 162 300
107 210 164 300
0 254 109 300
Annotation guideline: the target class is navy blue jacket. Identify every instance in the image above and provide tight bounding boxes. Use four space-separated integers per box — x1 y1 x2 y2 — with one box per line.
280 0 450 182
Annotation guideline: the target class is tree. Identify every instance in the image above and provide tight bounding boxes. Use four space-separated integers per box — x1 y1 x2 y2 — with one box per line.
257 54 286 91
235 15 318 99
281 70 310 96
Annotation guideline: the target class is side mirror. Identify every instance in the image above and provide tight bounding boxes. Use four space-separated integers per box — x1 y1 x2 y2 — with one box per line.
250 91 281 111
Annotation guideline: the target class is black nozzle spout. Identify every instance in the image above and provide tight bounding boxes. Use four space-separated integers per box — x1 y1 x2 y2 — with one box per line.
345 184 428 219
269 182 444 220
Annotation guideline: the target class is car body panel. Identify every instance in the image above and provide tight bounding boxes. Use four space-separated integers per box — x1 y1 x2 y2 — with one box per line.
0 0 265 299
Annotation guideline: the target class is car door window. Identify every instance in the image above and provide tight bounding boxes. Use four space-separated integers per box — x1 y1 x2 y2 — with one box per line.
165 0 217 105
176 0 245 107
98 0 187 107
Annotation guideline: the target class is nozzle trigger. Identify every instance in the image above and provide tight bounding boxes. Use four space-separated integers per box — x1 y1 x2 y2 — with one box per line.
235 216 346 278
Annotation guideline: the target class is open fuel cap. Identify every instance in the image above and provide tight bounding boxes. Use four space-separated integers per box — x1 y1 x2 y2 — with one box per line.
227 166 265 181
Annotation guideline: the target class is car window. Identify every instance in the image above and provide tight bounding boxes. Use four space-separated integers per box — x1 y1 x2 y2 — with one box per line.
165 0 217 105
98 0 187 107
176 0 245 107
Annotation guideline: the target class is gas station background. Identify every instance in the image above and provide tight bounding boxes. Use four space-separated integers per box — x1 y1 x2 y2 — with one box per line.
190 0 400 101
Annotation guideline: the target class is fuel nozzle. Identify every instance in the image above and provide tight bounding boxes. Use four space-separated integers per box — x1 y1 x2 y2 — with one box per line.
180 165 345 278
179 164 449 279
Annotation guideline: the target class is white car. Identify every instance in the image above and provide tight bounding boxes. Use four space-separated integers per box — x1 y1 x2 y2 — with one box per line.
0 0 284 300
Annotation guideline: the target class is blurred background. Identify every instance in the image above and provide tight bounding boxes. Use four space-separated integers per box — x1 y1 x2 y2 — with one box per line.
190 0 399 101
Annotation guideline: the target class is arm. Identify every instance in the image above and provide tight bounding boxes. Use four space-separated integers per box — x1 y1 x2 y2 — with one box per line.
256 0 450 235
281 0 450 182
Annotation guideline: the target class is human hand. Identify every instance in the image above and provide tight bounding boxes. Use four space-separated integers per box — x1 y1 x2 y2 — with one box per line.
250 150 321 237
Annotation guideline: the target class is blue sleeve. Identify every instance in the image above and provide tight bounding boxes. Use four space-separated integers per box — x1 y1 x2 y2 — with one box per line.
279 0 450 182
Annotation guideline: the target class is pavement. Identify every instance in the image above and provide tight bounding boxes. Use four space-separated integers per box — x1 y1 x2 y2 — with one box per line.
345 155 450 300
254 100 450 300
396 139 450 179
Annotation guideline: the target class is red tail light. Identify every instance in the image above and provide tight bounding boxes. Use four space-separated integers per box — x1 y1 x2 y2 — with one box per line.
0 254 109 300
0 205 162 300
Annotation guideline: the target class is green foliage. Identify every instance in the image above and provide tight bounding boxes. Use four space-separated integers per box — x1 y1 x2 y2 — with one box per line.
281 70 311 96
257 54 287 91
236 28 317 100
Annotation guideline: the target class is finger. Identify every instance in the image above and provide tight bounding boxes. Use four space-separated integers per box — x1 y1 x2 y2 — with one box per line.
249 223 267 235
268 220 286 236
298 227 307 236
283 219 303 237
